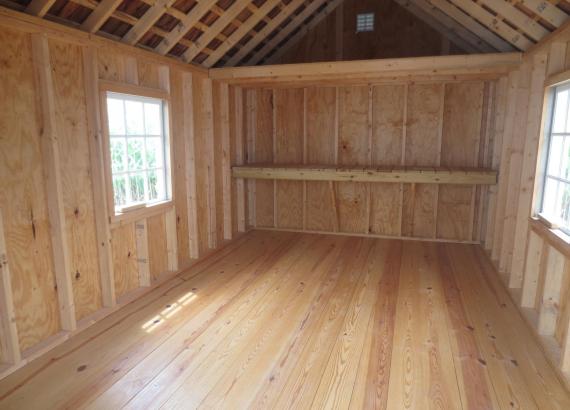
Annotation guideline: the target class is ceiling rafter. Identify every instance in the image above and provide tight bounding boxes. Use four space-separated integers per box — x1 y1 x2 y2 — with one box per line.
386 0 484 53
6 0 570 68
203 0 283 68
249 0 335 65
122 0 178 45
26 0 56 17
182 0 252 63
478 0 548 41
517 0 567 27
402 0 496 52
426 0 515 52
447 0 535 50
225 0 307 66
80 0 122 33
154 1 214 55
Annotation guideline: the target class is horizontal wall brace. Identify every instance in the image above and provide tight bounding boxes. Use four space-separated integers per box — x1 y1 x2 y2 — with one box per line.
232 165 498 185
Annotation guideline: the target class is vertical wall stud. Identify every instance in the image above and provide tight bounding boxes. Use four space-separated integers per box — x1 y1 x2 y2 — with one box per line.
183 73 199 258
203 78 217 249
235 87 246 232
220 83 233 240
0 209 21 365
82 46 116 308
31 34 76 331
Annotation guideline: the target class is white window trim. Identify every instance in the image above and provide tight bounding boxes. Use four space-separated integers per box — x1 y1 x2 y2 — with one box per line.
538 80 570 236
98 80 174 226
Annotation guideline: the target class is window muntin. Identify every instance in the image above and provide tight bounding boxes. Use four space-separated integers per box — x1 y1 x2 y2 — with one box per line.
356 13 374 33
106 92 170 213
541 84 570 233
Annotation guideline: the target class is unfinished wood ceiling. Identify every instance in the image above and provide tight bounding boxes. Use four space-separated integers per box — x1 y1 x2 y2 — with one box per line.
1 0 570 67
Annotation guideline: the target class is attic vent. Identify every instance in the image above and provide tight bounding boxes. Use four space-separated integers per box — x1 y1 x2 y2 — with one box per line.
356 13 374 32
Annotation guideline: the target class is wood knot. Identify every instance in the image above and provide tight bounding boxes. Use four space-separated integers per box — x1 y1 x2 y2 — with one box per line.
77 365 87 372
75 271 80 280
477 358 486 366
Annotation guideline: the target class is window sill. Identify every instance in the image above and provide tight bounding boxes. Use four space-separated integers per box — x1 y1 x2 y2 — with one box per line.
529 216 570 257
110 200 173 228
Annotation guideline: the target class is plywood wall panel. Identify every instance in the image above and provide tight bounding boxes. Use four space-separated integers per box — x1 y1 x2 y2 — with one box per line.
49 39 102 320
137 60 160 89
170 69 191 267
251 89 275 228
275 88 304 229
370 84 405 236
402 84 443 238
337 86 369 234
306 87 337 164
405 84 443 166
111 223 139 299
305 87 337 232
0 28 61 351
437 82 484 241
147 214 168 283
97 49 125 82
402 184 438 238
371 84 405 166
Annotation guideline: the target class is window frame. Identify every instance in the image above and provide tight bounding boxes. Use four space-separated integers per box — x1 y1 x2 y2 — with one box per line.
356 12 375 33
99 80 174 226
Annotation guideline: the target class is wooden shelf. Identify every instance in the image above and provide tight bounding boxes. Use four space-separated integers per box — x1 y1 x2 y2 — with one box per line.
232 165 497 185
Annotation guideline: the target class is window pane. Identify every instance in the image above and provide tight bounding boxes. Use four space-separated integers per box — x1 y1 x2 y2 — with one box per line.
127 138 145 171
542 177 559 219
562 137 570 180
548 135 564 177
144 103 161 135
107 98 125 135
110 138 127 173
561 182 570 228
125 100 144 135
147 169 164 201
129 173 146 203
145 137 163 169
553 89 568 133
112 175 127 207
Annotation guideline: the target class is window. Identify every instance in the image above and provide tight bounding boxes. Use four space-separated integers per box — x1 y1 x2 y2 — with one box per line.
540 84 570 233
105 92 171 214
356 13 374 33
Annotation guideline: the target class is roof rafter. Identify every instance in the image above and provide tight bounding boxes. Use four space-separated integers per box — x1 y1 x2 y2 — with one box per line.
182 0 252 63
155 1 214 55
477 0 548 41
426 0 515 52
80 0 122 33
447 0 534 50
122 0 178 45
249 0 335 65
517 0 567 28
225 0 306 66
203 0 283 68
400 0 495 53
26 0 56 17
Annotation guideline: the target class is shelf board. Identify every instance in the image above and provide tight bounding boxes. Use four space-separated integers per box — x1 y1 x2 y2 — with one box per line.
232 165 497 185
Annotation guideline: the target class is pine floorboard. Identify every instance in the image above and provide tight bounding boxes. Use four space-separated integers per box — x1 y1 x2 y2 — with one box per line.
0 230 568 409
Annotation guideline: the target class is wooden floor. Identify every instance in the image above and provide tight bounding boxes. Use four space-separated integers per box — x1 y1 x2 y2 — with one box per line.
0 231 569 409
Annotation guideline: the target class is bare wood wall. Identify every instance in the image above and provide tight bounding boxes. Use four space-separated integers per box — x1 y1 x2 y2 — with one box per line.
483 28 570 382
274 0 463 65
0 23 240 373
237 81 496 242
